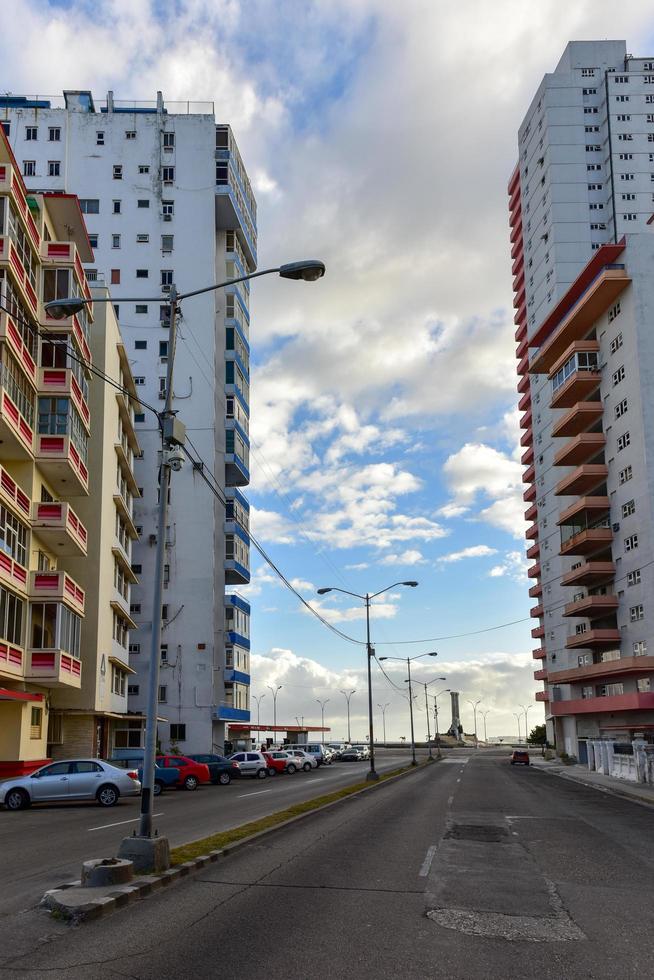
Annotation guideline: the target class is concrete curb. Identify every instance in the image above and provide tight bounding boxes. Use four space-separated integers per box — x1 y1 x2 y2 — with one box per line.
40 760 434 923
532 762 654 808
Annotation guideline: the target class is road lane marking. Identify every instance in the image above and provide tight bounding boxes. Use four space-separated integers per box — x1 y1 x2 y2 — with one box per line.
237 789 271 799
88 813 163 832
419 845 437 877
456 778 461 783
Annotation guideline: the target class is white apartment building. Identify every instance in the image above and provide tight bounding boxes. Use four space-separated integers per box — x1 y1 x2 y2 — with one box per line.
0 91 254 753
509 41 654 759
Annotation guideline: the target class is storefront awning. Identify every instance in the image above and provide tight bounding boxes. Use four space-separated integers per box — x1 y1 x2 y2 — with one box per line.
0 688 44 702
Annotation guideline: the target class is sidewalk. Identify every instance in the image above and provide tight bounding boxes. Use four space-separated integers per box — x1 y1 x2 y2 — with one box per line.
530 756 654 806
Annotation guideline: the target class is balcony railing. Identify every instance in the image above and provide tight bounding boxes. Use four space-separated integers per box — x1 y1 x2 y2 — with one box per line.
565 628 621 650
550 691 654 716
35 433 89 496
549 655 654 685
29 569 85 616
0 464 30 520
31 500 87 557
0 311 37 385
38 368 90 430
0 639 24 680
25 648 81 689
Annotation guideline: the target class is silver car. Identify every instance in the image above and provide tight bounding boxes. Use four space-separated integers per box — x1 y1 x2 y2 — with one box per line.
0 759 141 810
283 749 318 771
228 751 269 778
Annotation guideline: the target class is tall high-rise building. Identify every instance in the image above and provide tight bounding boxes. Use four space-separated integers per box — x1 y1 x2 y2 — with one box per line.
509 41 654 758
0 91 255 755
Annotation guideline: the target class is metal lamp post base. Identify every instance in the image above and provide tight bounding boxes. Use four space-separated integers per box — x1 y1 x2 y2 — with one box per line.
366 769 380 782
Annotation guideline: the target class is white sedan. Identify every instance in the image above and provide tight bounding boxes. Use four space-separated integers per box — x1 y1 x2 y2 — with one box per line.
0 759 141 810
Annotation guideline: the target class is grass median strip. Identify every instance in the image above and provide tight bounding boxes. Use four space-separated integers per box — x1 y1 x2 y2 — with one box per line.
170 764 418 865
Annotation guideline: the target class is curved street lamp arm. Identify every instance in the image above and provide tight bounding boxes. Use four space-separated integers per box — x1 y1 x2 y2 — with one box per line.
368 581 416 601
317 586 365 600
178 267 282 302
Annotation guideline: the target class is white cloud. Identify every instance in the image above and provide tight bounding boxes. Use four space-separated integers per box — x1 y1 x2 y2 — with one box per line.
488 551 529 583
437 502 470 519
441 442 526 541
379 549 426 566
437 545 498 564
345 562 370 570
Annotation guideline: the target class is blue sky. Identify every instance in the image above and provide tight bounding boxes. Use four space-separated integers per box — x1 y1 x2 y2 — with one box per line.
5 0 654 739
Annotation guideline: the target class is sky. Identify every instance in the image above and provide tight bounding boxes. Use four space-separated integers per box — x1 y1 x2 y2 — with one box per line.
4 0 654 742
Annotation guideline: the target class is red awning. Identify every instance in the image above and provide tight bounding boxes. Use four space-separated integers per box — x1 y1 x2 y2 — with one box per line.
228 724 330 733
0 689 44 702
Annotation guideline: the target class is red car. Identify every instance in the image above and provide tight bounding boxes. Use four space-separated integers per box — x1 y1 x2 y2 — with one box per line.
510 750 530 766
263 751 298 775
156 755 211 790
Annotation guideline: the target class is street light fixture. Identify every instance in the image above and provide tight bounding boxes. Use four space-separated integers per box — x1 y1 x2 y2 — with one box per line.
466 698 483 749
379 651 438 766
316 698 330 744
320 581 418 781
339 689 356 743
253 694 266 732
520 703 532 745
45 259 325 862
432 688 450 759
267 685 282 729
513 711 523 744
481 708 491 745
377 703 390 745
415 676 446 760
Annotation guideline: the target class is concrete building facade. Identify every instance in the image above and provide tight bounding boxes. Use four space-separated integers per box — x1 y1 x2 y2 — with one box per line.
510 41 654 758
0 91 255 753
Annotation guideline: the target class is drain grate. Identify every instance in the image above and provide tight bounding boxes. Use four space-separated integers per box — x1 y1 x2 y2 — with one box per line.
445 823 509 843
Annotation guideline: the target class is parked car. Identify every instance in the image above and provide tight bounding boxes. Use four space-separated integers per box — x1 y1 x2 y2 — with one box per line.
156 755 211 789
228 751 270 778
511 750 530 766
341 746 365 761
187 754 240 785
283 749 318 771
0 759 141 810
350 744 370 760
110 758 180 796
263 751 299 775
290 743 333 766
326 743 348 760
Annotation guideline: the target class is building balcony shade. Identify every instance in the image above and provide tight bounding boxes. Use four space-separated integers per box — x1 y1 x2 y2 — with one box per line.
550 370 601 410
550 692 654 716
557 496 610 526
552 402 604 439
30 501 87 557
0 641 24 681
28 570 85 617
213 704 251 722
560 561 615 588
35 434 88 496
549 655 654 685
534 668 548 681
563 594 618 619
38 368 90 431
555 464 607 497
535 690 550 702
565 628 621 650
559 527 612 558
25 648 81 689
553 433 605 468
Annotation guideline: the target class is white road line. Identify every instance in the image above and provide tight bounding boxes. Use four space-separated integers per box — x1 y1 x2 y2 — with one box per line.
456 778 461 783
88 812 163 832
419 845 437 877
237 789 271 799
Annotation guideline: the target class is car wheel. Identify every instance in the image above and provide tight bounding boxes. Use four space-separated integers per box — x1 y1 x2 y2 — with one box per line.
153 781 163 796
303 762 312 772
5 788 29 811
267 767 277 777
257 768 268 779
287 763 297 774
97 785 119 807
218 772 231 785
184 775 199 791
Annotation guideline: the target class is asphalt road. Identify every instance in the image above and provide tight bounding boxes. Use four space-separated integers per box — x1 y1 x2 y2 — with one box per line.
4 748 654 978
0 747 423 919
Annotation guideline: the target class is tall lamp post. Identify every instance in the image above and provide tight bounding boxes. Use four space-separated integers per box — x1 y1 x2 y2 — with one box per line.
378 703 390 745
467 698 482 749
481 709 491 745
379 652 438 766
432 687 450 759
47 259 325 861
339 689 356 743
513 712 523 744
267 684 282 729
316 698 329 743
320 581 419 781
418 677 446 760
253 694 266 731
520 703 532 744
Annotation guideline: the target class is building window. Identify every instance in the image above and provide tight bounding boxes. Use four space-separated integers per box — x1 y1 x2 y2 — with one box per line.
138 165 150 174
615 398 628 419
137 234 149 244
48 127 61 142
112 664 127 696
159 341 168 360
158 685 167 703
88 234 98 249
161 270 173 287
135 304 148 314
630 604 644 622
617 432 631 452
634 641 647 656
612 365 625 386
23 160 36 177
113 164 123 179
162 199 174 216
25 127 38 142
134 377 145 386
163 564 170 586
96 131 104 145
131 563 142 575
163 132 175 150
162 604 169 620
128 684 139 696
29 706 43 739
161 235 174 252
162 166 175 183
637 678 651 693
0 584 24 646
130 603 141 614
619 465 633 484
112 234 121 249
80 199 100 214
111 269 121 285
622 499 636 518
135 340 147 350
627 569 641 586
170 723 186 741
47 161 61 177
125 131 136 140
129 642 140 655
113 200 122 215
137 199 150 209
581 68 595 77
624 534 639 552
610 331 623 353
160 643 168 662
136 269 149 278
134 412 145 423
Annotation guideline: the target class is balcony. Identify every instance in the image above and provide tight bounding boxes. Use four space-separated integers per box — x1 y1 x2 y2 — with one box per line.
560 526 612 558
215 148 257 268
223 668 251 685
558 496 610 526
549 655 654 685
525 503 537 522
213 703 251 723
38 368 90 431
519 409 532 430
224 558 250 586
552 401 604 439
115 442 139 495
550 692 654 716
526 522 539 540
561 561 615 587
0 386 34 461
520 429 533 448
531 625 545 639
534 668 548 681
521 446 534 467
522 464 535 485
530 265 631 375
39 240 91 302
35 434 88 496
517 373 530 394
0 161 40 252
41 309 92 366
25 649 81 689
526 541 540 560
0 640 24 680
535 690 550 702
0 312 37 385
31 501 87 557
225 451 249 488
0 550 28 595
518 391 531 413
0 465 30 521
527 562 541 579
550 368 601 410
113 490 137 538
555 464 607 497
530 603 544 618
554 433 605 468
523 484 536 502
29 570 84 617
532 648 547 660
529 583 543 598
563 594 618 619
565 628 621 650
0 235 38 316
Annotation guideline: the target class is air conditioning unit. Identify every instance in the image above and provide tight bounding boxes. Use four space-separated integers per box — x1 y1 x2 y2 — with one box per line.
612 522 620 532
148 534 157 546
158 391 166 400
161 284 171 293
163 214 172 222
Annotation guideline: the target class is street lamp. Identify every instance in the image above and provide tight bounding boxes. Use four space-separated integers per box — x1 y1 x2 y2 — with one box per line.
379 651 437 766
513 711 523 744
481 709 491 745
320 581 418 781
339 689 356 743
253 694 266 731
377 703 390 745
520 703 532 745
416 677 446 760
267 685 282 729
45 259 326 858
466 698 482 748
432 688 450 760
316 698 330 743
